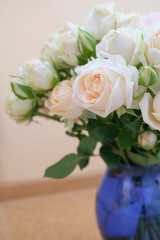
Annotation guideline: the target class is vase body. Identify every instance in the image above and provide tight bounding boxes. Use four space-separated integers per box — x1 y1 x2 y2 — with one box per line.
96 165 160 240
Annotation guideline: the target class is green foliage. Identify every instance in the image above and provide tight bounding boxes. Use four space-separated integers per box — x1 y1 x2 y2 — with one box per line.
126 151 159 166
77 28 97 58
82 110 97 119
77 55 88 65
11 82 34 100
88 119 119 142
78 136 97 156
118 130 134 150
44 154 84 179
78 157 89 170
100 145 120 167
36 99 160 178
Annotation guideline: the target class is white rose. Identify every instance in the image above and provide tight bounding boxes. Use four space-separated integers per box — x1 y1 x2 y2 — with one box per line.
6 93 36 121
72 57 138 118
19 59 58 91
116 12 143 28
40 23 80 68
96 27 146 66
45 80 83 119
145 25 160 68
82 3 116 41
139 91 160 131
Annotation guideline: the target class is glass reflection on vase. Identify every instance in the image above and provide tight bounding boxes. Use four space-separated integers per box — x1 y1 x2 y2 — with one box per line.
96 165 160 240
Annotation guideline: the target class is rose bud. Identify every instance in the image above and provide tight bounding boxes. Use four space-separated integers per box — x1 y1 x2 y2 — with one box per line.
138 65 158 87
138 131 157 150
77 28 97 58
19 59 58 91
82 3 116 41
5 93 36 122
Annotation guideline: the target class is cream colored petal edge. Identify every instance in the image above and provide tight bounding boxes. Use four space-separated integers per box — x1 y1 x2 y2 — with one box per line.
139 93 160 131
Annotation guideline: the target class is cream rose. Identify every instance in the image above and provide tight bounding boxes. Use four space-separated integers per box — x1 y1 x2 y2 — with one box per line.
40 22 80 68
145 26 160 68
72 57 138 118
82 3 116 41
45 80 83 119
116 12 142 28
19 59 58 91
6 93 36 121
139 91 160 131
96 27 146 66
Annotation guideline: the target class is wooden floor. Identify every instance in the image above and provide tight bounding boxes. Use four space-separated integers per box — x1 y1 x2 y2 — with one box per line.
0 188 101 240
0 174 102 240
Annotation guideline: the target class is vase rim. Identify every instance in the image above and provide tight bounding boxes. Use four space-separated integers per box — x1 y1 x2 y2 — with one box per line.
108 164 160 176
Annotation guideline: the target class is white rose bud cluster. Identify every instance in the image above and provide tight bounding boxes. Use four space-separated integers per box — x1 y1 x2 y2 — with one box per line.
6 2 160 141
40 22 81 68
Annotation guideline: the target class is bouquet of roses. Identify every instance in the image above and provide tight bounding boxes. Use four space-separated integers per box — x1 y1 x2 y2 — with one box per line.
6 3 160 179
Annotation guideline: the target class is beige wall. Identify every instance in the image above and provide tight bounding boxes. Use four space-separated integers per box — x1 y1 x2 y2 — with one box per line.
1 0 160 183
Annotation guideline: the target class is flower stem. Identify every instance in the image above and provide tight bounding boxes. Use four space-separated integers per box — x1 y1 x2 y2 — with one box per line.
35 111 61 122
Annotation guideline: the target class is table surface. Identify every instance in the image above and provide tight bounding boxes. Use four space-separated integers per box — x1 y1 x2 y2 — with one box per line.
0 188 101 240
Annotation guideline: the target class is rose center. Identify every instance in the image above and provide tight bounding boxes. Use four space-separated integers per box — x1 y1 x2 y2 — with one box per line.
85 73 103 98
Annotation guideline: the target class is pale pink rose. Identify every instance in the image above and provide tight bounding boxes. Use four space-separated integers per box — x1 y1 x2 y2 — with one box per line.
144 12 160 26
45 80 83 119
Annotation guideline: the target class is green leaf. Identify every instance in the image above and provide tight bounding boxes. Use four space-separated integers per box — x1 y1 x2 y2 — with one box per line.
126 151 159 166
100 145 120 167
77 28 97 57
97 113 114 124
87 119 119 142
44 154 83 179
118 130 133 150
78 136 97 156
78 157 89 170
11 82 34 100
82 110 97 119
92 125 119 142
77 55 88 65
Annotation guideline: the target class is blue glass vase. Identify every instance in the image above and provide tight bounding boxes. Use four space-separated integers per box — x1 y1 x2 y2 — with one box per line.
96 165 160 240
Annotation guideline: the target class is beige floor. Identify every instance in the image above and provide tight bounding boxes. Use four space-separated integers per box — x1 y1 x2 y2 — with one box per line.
0 188 101 240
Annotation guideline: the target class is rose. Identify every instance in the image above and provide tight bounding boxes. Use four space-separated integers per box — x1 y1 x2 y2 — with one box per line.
40 22 80 68
96 27 146 66
72 57 138 118
139 91 160 131
138 131 157 150
82 3 116 41
116 12 142 28
144 12 160 26
145 26 160 68
45 80 83 119
6 93 36 121
19 59 58 91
